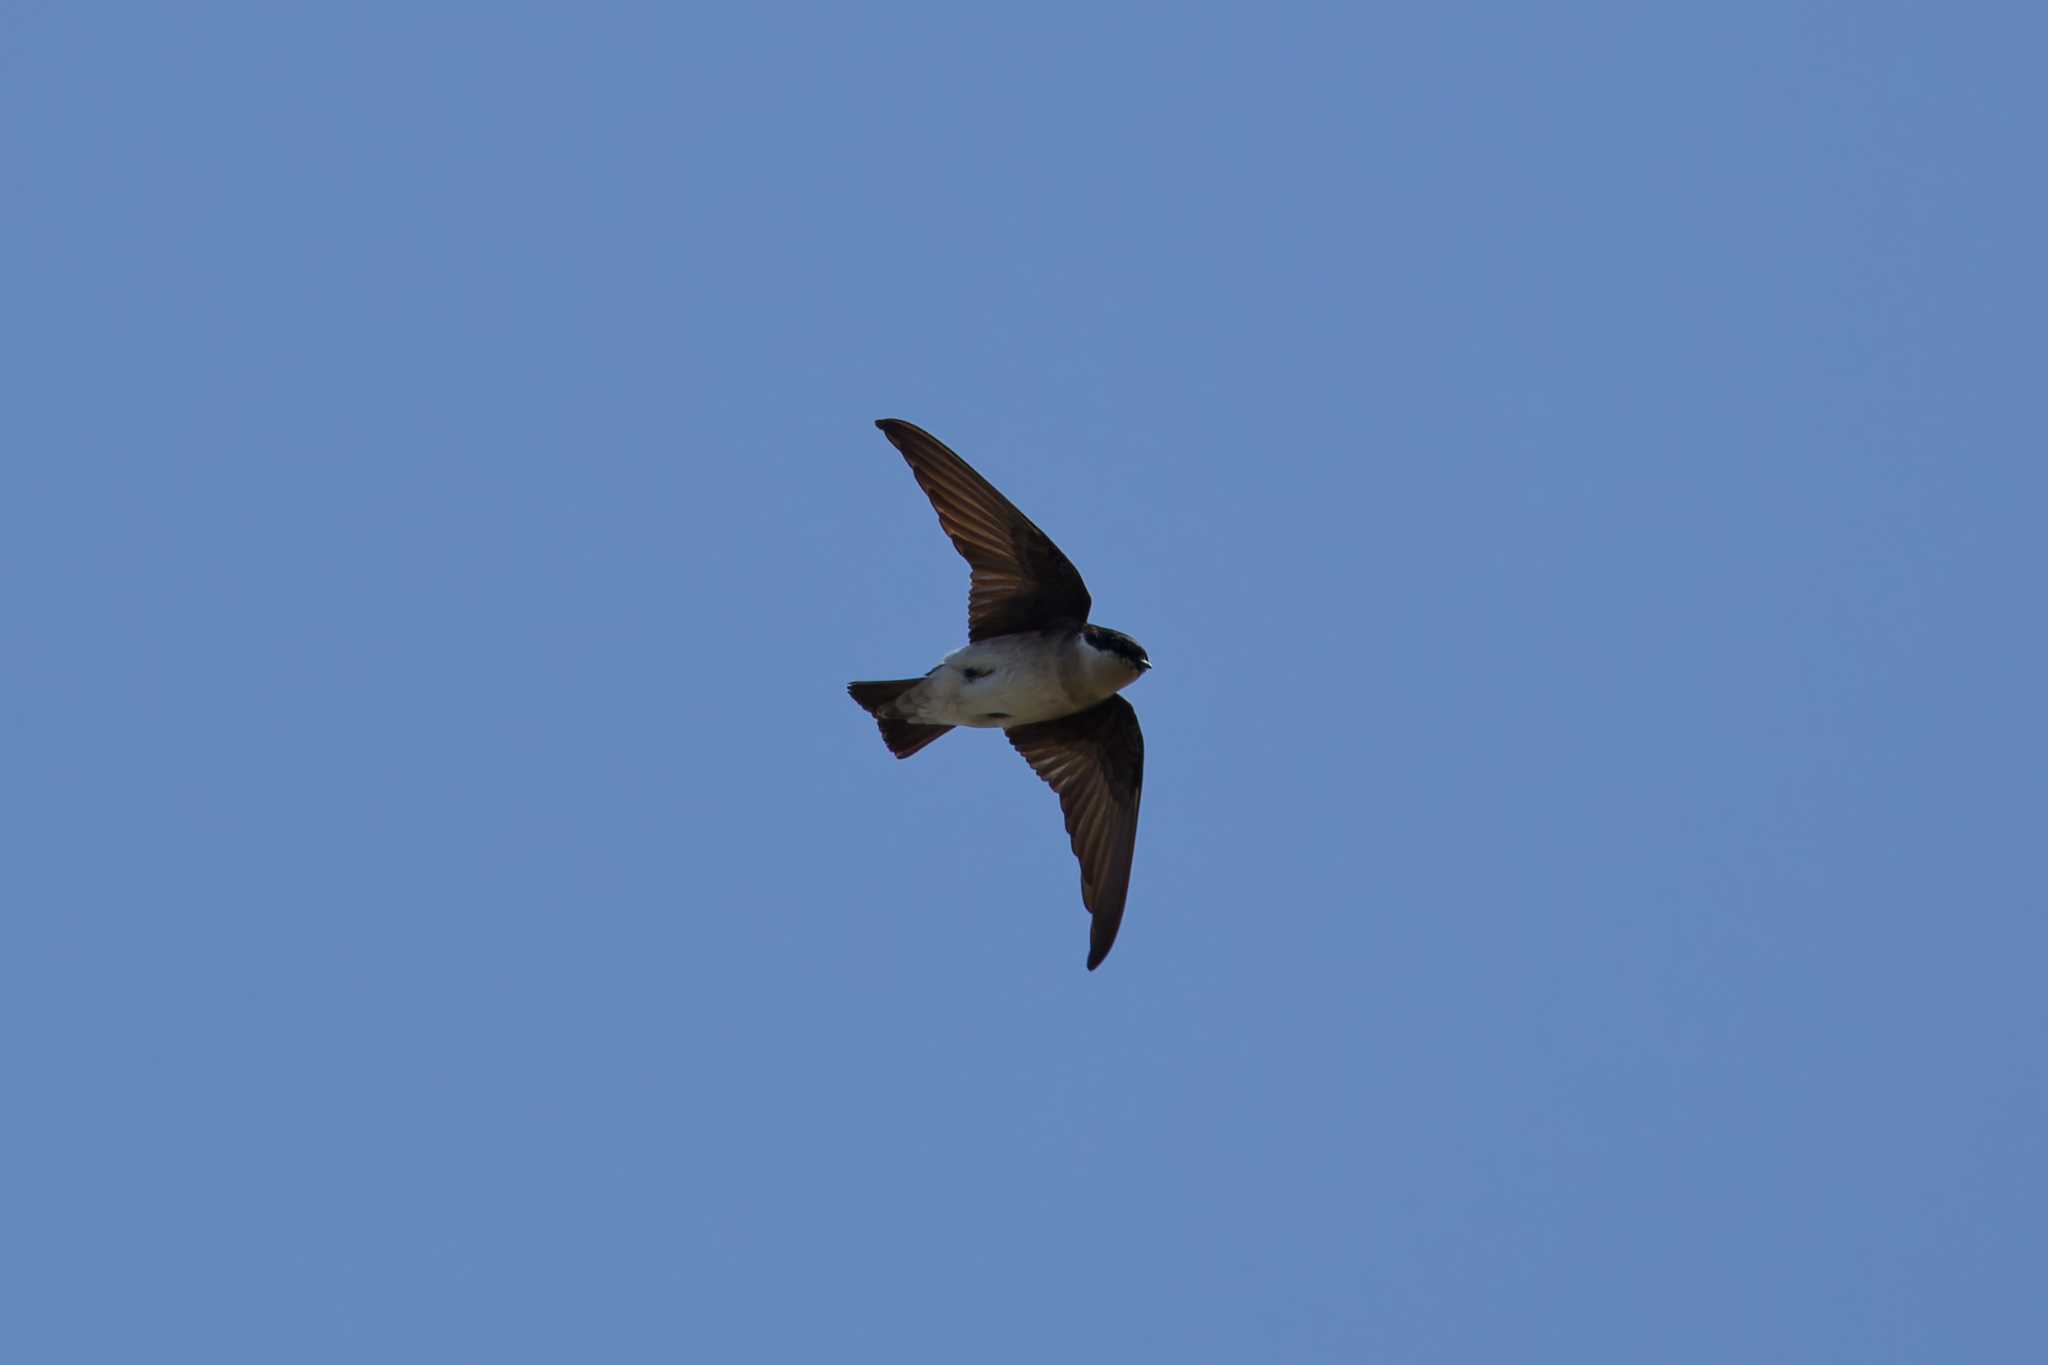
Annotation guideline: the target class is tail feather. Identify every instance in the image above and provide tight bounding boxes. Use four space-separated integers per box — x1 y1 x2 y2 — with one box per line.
847 679 954 760
847 679 920 713
874 717 953 759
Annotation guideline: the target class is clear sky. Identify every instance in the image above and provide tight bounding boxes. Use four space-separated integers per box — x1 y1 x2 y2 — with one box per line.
6 4 2044 1361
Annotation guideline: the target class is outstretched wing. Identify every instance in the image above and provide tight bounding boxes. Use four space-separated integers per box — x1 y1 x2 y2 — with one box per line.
875 419 1093 641
1006 696 1145 970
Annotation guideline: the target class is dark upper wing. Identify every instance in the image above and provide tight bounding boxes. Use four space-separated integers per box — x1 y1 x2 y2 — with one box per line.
1006 695 1145 970
875 419 1092 641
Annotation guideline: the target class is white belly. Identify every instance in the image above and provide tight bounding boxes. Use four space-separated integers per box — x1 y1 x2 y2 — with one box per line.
903 635 1096 728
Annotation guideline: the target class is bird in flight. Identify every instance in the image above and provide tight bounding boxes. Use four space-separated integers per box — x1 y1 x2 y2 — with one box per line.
848 419 1151 970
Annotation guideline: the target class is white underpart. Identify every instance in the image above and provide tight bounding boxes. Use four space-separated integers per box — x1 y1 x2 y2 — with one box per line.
891 632 1137 729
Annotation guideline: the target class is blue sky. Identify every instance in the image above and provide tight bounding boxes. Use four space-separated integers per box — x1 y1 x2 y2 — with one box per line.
6 4 2044 1360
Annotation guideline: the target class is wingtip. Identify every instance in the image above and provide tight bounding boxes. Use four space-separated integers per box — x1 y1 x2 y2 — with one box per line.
875 417 932 442
1086 946 1108 971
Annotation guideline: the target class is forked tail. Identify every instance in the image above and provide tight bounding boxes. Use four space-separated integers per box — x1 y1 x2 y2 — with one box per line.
847 679 954 759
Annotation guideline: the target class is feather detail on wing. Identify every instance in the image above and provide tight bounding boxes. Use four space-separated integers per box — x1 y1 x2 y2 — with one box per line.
875 419 1093 640
1005 696 1144 970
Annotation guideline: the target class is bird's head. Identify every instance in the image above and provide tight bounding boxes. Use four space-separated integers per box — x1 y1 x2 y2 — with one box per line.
1083 625 1152 687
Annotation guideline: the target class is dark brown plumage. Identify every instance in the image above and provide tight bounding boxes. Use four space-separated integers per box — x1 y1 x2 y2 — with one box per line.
846 679 954 758
1006 695 1145 970
874 419 1094 640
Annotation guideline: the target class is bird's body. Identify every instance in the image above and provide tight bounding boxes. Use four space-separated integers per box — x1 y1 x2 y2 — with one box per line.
847 419 1152 970
875 628 1145 729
